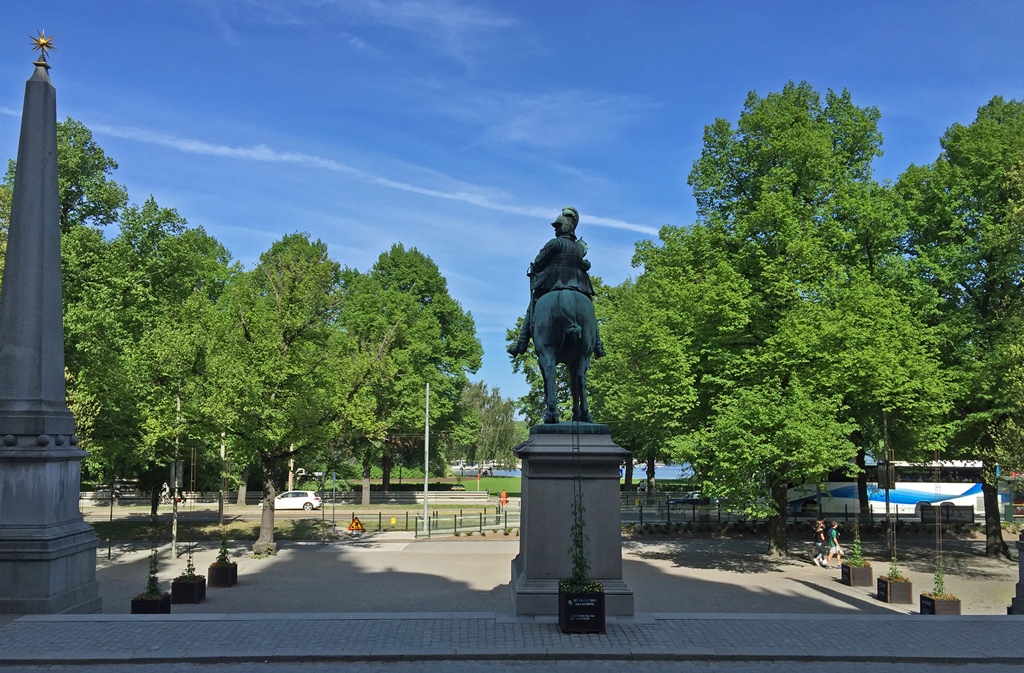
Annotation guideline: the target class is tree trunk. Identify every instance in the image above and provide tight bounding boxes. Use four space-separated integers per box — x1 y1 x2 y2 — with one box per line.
381 453 392 492
855 446 870 523
646 456 656 494
236 466 250 506
766 478 789 557
982 480 1010 558
149 485 160 526
252 467 277 555
361 458 371 506
624 461 633 490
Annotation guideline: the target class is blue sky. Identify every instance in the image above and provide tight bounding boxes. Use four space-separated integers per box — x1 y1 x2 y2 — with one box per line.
2 1 1024 405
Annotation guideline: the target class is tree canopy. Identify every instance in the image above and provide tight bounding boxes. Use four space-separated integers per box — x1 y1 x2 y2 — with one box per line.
586 82 952 555
895 96 1024 556
1 119 488 547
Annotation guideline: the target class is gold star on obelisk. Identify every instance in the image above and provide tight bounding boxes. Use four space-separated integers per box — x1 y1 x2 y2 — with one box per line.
30 30 55 66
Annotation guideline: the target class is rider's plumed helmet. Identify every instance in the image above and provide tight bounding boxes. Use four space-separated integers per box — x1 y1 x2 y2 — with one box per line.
551 206 579 235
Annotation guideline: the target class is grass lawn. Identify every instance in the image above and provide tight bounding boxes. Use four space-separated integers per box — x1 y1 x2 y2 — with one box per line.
453 475 521 497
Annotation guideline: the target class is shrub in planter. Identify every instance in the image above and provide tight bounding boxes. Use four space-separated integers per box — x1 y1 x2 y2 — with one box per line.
131 549 171 614
208 538 238 588
920 567 960 615
877 557 912 604
841 530 873 587
171 552 207 604
559 475 604 634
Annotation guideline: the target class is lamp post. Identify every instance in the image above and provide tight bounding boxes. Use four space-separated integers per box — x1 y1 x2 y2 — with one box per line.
423 383 430 536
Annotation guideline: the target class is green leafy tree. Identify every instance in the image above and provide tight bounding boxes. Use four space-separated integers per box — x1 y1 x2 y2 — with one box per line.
677 82 891 554
207 233 389 553
4 120 227 513
62 196 231 520
453 381 523 472
4 117 128 234
895 96 1024 557
589 275 698 491
346 245 482 494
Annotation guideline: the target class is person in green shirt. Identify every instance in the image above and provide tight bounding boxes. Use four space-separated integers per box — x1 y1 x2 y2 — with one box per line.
825 520 843 569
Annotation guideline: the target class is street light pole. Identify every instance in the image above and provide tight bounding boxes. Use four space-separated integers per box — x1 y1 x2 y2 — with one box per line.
423 383 430 536
171 393 180 558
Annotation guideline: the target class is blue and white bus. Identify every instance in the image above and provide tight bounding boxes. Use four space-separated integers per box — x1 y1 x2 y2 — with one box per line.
788 461 1006 517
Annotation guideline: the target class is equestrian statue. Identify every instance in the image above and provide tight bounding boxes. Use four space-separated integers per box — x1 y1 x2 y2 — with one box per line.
509 207 605 424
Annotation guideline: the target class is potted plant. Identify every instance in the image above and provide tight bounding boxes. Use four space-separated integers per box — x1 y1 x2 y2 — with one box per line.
171 551 207 604
208 537 238 587
558 455 605 634
920 566 961 614
131 549 171 614
840 527 873 587
877 556 913 604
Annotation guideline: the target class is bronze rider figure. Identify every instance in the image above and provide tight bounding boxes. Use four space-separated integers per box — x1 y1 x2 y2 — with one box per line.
508 206 606 358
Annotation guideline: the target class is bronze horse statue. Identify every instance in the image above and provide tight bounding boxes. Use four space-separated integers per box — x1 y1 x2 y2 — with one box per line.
508 207 604 424
533 288 598 423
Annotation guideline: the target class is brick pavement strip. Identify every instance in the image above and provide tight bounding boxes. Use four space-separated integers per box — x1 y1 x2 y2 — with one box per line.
2 613 1024 665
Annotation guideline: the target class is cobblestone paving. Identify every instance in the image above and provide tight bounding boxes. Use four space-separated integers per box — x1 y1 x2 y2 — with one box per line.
2 613 1024 665
3 533 1022 669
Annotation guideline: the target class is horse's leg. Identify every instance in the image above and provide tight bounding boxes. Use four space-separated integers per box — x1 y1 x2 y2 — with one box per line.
577 356 592 423
568 362 581 421
537 349 560 424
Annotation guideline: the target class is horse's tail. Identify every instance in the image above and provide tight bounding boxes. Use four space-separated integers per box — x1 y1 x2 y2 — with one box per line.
556 293 584 336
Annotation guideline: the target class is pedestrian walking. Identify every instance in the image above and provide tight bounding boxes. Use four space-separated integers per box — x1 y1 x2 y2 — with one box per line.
812 516 826 567
825 520 843 568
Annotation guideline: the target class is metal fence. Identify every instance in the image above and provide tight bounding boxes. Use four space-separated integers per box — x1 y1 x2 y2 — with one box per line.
619 493 982 526
412 507 520 538
79 490 491 508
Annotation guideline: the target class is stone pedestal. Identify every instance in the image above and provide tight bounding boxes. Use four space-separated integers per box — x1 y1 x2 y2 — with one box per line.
510 423 633 616
0 436 101 613
1010 536 1024 614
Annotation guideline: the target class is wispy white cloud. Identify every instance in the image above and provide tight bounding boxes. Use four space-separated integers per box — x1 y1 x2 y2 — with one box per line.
343 32 373 52
444 90 660 150
91 124 363 174
0 107 18 117
205 2 244 46
240 0 517 59
92 123 659 236
358 0 518 34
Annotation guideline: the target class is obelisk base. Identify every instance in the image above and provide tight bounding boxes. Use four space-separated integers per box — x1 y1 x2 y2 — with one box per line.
510 423 634 616
0 436 101 614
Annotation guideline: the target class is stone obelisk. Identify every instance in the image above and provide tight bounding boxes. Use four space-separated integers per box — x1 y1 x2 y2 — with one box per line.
0 36 101 613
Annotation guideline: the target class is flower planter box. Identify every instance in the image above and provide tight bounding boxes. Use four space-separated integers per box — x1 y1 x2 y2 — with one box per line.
877 577 913 604
131 593 171 614
920 594 961 615
841 564 873 587
208 563 238 588
558 587 605 634
171 578 207 604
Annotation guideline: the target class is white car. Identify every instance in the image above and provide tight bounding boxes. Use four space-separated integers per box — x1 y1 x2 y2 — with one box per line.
259 490 322 511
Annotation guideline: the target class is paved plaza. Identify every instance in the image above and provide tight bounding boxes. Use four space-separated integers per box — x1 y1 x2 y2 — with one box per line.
1 530 1022 670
